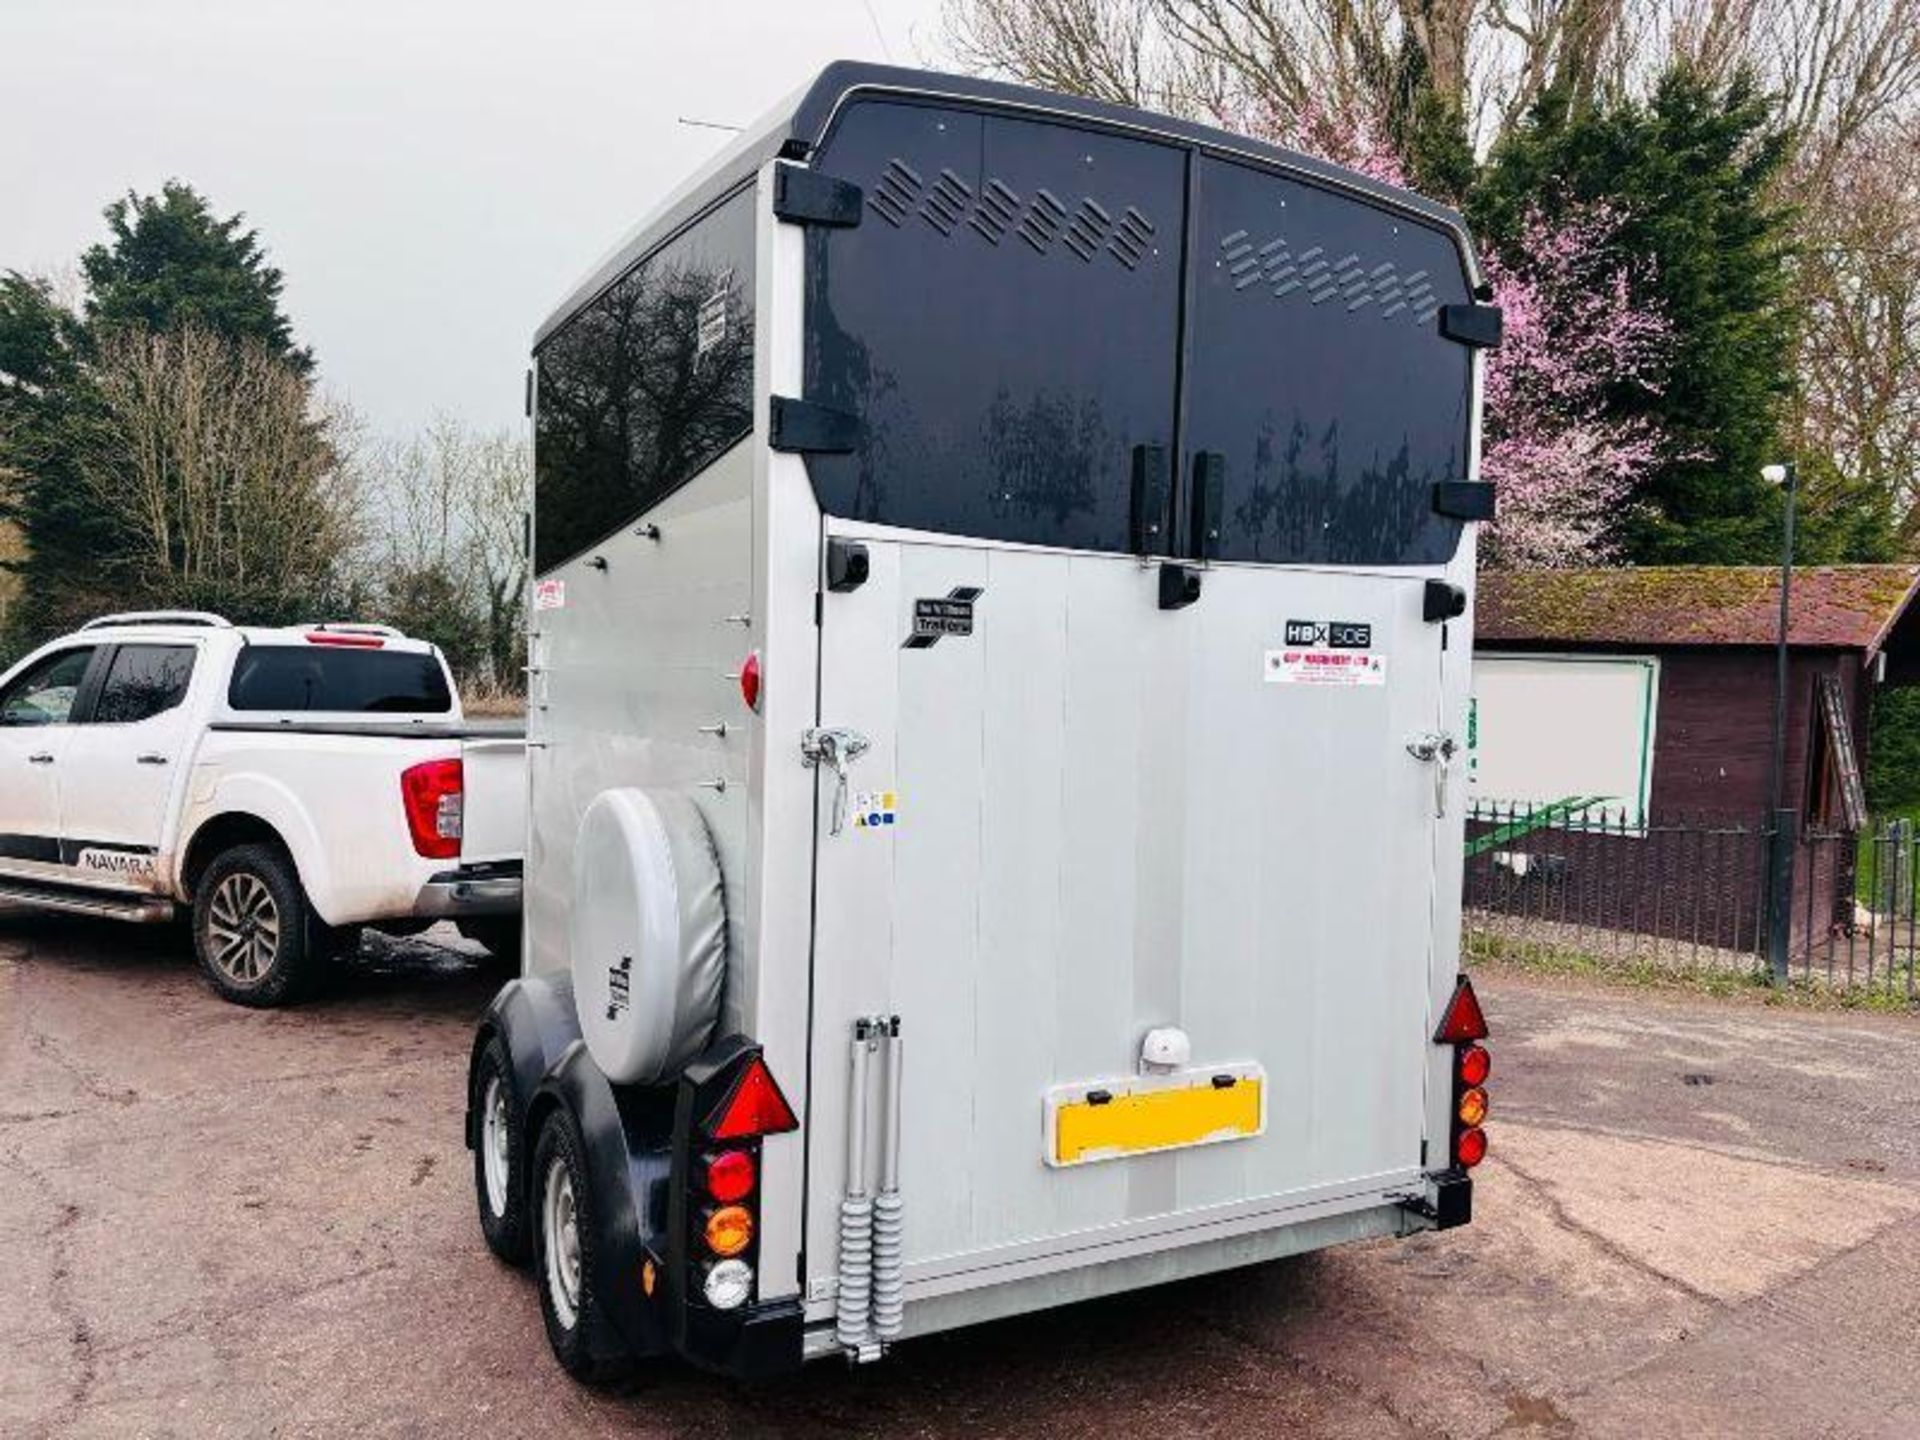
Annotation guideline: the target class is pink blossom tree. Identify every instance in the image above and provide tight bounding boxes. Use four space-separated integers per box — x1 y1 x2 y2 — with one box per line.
1233 102 1679 567
1476 206 1676 567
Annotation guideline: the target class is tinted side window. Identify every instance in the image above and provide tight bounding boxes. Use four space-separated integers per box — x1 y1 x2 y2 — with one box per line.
1186 155 1472 565
535 184 756 573
228 648 453 714
93 645 195 724
805 100 1185 552
0 648 94 726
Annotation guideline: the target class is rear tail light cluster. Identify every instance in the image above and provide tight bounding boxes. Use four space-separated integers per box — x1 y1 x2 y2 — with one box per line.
400 758 464 860
697 1147 758 1309
1435 977 1490 1170
690 1055 796 1312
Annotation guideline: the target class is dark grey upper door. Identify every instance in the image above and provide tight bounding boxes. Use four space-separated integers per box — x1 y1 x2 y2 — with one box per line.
1182 153 1474 566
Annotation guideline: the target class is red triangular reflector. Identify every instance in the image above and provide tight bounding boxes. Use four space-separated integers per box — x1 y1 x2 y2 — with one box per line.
709 1055 799 1140
1433 976 1489 1044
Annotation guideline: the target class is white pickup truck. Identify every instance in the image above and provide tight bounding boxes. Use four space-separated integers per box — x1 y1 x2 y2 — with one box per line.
0 611 525 1006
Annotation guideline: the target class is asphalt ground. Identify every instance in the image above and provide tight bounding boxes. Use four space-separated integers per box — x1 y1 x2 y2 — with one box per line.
4 912 1918 1438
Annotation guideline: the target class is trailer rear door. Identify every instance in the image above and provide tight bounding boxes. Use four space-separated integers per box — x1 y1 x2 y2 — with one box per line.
797 94 1472 1316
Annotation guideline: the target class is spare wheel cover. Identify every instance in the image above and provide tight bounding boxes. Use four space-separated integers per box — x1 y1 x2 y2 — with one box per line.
569 788 726 1085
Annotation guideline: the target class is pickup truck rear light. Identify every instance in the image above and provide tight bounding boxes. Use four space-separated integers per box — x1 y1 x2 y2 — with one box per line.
400 758 463 859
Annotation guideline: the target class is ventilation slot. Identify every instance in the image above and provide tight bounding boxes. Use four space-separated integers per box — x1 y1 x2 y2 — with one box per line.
1065 197 1112 262
1108 207 1153 269
970 179 1021 245
1217 230 1446 327
919 168 973 236
869 159 923 228
1017 189 1068 254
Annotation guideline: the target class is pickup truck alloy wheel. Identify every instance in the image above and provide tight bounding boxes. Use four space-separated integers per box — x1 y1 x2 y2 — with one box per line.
207 874 279 983
191 844 316 1008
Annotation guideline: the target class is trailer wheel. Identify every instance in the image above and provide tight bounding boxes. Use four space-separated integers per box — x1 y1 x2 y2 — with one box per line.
471 1036 530 1264
192 844 316 1008
532 1107 627 1382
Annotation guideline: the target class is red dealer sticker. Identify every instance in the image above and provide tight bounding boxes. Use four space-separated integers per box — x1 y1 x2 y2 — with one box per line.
1264 649 1387 687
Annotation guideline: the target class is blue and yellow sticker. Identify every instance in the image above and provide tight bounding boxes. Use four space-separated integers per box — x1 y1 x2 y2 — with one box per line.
850 790 899 829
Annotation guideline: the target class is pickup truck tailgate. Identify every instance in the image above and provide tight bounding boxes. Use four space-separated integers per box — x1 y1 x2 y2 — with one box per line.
461 737 527 865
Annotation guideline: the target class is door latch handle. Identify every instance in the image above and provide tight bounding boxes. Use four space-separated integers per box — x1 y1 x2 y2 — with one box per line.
27 751 53 764
1406 732 1459 818
136 753 169 765
802 726 871 836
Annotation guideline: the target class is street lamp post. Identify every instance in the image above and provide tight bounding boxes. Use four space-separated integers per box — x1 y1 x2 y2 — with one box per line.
1764 461 1798 817
1763 460 1797 984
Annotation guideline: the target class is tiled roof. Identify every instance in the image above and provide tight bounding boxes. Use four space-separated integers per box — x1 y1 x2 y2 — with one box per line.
1477 566 1920 653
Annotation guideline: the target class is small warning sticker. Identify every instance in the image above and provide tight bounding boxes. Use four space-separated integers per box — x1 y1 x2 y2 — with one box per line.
851 790 899 829
1265 649 1387 686
534 578 565 611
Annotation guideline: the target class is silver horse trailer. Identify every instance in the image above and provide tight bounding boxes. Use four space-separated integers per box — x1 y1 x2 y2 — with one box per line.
467 61 1500 1382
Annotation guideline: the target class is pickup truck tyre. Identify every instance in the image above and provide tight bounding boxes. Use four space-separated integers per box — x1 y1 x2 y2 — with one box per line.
472 1036 531 1264
532 1106 627 1383
192 844 317 1008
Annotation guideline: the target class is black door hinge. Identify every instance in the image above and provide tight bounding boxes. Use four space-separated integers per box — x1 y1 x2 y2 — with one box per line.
770 397 861 453
1439 302 1503 349
773 164 863 227
1433 480 1496 522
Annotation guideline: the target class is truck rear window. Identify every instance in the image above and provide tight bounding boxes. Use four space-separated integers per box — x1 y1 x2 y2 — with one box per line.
227 647 452 714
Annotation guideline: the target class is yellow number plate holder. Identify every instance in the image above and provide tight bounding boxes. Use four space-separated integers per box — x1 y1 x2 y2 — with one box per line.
1044 1062 1265 1167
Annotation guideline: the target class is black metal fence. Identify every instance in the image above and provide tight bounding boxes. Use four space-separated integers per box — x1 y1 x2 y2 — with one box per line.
1462 803 1920 999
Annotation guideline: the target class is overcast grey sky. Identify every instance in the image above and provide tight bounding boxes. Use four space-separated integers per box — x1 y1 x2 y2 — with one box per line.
1 0 949 436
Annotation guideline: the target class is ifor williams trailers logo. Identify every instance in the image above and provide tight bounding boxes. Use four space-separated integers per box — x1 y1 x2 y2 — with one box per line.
903 587 984 649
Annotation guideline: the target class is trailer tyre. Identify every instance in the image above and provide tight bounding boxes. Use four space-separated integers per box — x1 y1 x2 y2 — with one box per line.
191 844 317 1008
471 1036 530 1265
532 1107 628 1383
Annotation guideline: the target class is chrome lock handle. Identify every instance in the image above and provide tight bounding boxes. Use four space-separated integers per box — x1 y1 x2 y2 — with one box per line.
1406 732 1459 819
802 726 871 836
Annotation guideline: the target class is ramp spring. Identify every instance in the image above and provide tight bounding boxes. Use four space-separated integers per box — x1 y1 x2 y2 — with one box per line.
835 1194 875 1351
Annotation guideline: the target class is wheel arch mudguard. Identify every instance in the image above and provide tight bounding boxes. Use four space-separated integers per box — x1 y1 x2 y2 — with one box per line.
465 972 582 1155
177 778 334 920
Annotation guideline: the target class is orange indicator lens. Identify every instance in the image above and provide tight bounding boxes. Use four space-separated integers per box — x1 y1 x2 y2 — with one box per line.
704 1204 753 1257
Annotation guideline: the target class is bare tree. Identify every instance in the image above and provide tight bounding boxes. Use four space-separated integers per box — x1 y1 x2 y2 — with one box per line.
366 415 530 692
1788 117 1920 543
948 0 1920 161
78 327 363 619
